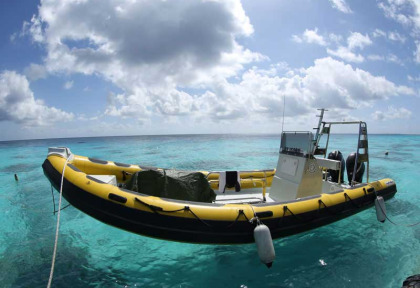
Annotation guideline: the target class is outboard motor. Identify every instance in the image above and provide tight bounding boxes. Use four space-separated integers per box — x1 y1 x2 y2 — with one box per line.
346 152 365 184
327 150 345 183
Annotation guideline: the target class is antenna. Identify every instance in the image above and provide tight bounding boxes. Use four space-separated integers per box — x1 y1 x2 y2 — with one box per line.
281 95 286 133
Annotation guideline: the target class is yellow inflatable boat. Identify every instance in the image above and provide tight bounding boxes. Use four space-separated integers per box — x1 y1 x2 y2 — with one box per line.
42 110 397 248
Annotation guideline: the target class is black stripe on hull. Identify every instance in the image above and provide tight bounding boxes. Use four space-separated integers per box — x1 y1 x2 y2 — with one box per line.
42 159 397 244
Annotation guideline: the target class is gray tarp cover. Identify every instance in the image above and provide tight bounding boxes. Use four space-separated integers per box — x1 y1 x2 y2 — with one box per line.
124 170 216 203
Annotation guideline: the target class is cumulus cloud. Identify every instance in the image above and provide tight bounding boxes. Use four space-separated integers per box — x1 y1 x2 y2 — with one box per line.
388 31 407 43
373 106 412 120
27 0 261 83
328 33 343 44
347 32 372 50
372 29 406 43
329 0 353 14
378 0 420 33
103 57 415 123
297 57 413 106
378 1 420 63
368 54 403 65
0 71 74 126
25 0 267 121
327 32 372 63
191 57 414 122
21 15 45 43
292 30 372 63
24 63 47 81
22 1 414 126
386 53 403 64
292 28 327 46
372 29 387 38
327 47 364 63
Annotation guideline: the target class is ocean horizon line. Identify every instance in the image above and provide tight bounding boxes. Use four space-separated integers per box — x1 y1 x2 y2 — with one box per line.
1 132 419 143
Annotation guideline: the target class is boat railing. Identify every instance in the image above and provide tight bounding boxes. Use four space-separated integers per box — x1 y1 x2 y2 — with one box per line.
313 109 370 185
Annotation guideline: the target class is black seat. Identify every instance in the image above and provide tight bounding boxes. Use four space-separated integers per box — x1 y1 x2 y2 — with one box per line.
224 171 241 192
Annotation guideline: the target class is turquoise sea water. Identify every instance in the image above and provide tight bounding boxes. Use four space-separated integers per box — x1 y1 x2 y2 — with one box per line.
0 134 419 287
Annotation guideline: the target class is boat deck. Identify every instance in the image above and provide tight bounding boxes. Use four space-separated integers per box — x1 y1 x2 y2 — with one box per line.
214 189 275 204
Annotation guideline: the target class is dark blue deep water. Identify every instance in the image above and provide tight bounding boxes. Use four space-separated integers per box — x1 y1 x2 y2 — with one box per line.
0 134 419 287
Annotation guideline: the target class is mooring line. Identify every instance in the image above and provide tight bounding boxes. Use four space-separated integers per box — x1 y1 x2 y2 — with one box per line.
47 157 70 288
374 190 420 227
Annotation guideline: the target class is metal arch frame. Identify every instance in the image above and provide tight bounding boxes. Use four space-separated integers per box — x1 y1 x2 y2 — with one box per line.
312 109 370 186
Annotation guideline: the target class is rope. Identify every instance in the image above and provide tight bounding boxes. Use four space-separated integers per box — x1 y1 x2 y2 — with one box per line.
50 185 71 215
55 204 71 214
278 205 302 226
283 205 302 219
135 197 186 213
249 204 261 225
135 197 253 228
135 198 211 226
227 209 252 228
50 185 55 213
344 193 361 209
250 204 257 218
320 189 419 227
375 195 420 227
185 206 212 227
47 156 70 288
318 199 338 215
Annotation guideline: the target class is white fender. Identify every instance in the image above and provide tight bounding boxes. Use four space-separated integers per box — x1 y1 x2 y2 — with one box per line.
375 196 386 223
254 223 275 267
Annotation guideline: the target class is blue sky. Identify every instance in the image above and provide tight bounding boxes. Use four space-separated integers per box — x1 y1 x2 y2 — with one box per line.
0 0 419 141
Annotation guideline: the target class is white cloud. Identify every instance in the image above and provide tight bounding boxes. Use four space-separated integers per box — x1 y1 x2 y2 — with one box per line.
21 15 44 43
292 28 327 46
196 57 415 122
327 32 372 63
373 106 412 120
372 29 406 43
388 31 406 43
24 63 47 81
378 0 420 34
327 47 365 63
0 71 74 126
386 53 403 64
292 35 303 43
368 54 385 61
329 0 353 14
105 57 415 124
368 54 403 65
408 74 420 81
372 29 387 38
22 1 415 127
378 0 412 26
415 41 420 63
292 30 372 63
105 91 149 121
347 32 372 50
329 33 343 44
64 80 73 90
29 0 261 85
25 0 266 122
298 57 413 105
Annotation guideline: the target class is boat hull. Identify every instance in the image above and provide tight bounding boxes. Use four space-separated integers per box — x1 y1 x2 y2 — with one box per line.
42 156 397 244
